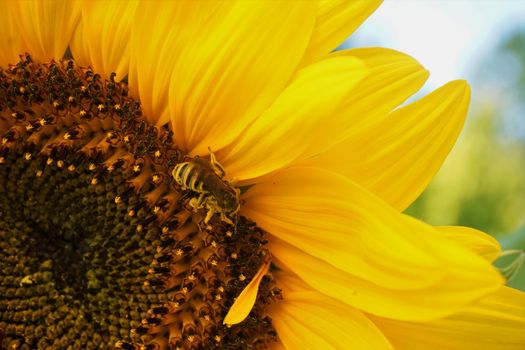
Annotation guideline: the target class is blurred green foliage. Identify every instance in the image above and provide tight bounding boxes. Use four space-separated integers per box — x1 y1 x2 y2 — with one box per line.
496 225 525 291
406 106 525 234
405 27 525 289
503 31 525 90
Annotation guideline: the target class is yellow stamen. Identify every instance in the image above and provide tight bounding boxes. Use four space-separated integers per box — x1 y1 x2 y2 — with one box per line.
152 174 161 184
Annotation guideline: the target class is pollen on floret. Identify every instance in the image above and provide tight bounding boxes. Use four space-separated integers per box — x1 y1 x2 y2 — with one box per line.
0 54 281 350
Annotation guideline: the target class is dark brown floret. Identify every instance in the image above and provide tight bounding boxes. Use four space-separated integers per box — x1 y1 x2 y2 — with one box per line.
0 55 281 350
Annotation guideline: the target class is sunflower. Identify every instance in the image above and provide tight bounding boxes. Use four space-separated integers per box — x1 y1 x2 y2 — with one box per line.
0 1 523 349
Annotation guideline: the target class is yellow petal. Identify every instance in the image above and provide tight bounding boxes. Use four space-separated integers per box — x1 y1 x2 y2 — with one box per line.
437 226 502 262
300 0 383 66
223 258 270 325
70 0 137 81
127 1 182 125
370 287 525 350
167 1 316 154
243 167 503 321
129 1 316 130
221 48 427 184
8 0 81 62
308 80 470 211
69 20 90 68
270 271 393 350
0 3 23 66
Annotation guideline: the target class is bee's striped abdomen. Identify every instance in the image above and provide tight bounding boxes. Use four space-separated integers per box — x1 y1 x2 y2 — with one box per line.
187 165 206 192
172 161 207 193
172 162 190 187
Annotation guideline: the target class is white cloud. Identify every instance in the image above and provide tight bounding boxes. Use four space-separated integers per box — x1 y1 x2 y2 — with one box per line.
346 0 525 91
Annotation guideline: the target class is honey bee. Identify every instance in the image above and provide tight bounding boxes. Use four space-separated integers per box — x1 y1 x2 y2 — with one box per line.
172 149 239 226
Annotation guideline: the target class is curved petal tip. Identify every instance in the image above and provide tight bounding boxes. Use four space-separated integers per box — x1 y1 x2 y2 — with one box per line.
223 258 271 325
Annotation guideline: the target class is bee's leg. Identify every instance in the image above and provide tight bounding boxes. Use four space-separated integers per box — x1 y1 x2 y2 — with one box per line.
226 177 238 186
204 204 216 225
219 212 235 226
197 193 208 207
188 197 199 211
188 193 206 211
233 187 241 199
208 147 226 178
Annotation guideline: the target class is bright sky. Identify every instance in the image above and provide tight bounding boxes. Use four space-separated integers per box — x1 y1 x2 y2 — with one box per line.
346 0 525 91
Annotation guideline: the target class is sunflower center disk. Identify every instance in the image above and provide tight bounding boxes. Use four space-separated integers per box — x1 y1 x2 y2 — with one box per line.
0 56 280 350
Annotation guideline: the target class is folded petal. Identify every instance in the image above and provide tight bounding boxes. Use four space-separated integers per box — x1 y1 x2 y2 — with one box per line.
223 259 270 325
369 287 525 350
70 0 137 81
436 226 502 262
242 167 503 321
270 271 393 350
308 80 470 211
221 48 427 183
0 3 23 66
7 0 81 62
300 0 382 66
